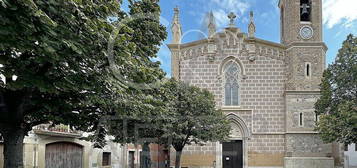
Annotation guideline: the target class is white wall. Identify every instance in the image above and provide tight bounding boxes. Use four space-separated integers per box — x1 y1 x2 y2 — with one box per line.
345 143 357 167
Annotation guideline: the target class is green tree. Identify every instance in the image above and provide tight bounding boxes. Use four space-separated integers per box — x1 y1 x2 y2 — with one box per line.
315 34 357 145
0 0 166 167
99 78 172 168
163 79 231 168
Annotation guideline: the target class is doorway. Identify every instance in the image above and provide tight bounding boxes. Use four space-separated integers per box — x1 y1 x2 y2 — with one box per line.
222 140 243 168
45 142 83 168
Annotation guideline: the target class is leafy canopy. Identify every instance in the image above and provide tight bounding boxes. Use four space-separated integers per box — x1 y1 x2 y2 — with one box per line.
163 79 231 151
315 34 357 144
0 0 166 139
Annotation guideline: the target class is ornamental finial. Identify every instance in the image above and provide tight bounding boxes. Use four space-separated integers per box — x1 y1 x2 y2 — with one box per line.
248 11 256 38
171 6 182 44
207 11 216 37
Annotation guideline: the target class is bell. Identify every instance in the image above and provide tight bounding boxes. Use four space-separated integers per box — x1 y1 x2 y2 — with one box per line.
302 8 308 15
301 3 310 15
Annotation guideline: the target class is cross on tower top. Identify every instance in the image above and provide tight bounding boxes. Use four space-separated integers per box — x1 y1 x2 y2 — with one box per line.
228 12 237 27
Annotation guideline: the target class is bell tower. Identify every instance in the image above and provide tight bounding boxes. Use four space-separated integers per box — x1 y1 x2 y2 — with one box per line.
280 1 334 167
279 0 323 44
279 0 327 91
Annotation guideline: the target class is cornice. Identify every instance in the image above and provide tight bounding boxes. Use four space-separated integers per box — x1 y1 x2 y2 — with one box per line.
286 42 328 51
167 39 209 50
285 90 321 95
248 37 286 49
33 130 82 138
166 43 180 50
252 132 285 135
167 35 287 51
219 106 253 112
285 131 319 134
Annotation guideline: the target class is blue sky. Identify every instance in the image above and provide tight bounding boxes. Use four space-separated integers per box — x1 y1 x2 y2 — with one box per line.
151 0 357 77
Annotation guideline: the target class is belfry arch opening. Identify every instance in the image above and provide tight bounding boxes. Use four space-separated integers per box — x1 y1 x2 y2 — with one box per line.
300 0 311 22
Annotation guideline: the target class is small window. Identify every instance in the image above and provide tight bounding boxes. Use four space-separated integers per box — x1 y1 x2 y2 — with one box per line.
355 143 357 151
344 144 349 151
305 62 311 77
315 113 319 122
299 113 303 126
102 152 111 166
300 0 311 21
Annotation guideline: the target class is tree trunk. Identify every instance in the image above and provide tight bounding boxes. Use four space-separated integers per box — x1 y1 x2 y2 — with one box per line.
175 150 182 168
2 128 25 168
141 142 151 168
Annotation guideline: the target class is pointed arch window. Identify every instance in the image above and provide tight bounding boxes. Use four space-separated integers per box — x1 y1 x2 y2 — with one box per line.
224 62 240 106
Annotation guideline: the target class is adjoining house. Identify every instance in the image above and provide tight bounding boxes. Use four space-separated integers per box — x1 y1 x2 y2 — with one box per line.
0 124 126 168
0 122 172 168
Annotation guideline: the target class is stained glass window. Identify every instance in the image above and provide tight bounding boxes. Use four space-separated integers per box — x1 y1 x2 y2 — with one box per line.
224 62 240 106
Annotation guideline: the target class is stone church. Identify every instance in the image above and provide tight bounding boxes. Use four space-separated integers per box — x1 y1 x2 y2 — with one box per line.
167 0 344 168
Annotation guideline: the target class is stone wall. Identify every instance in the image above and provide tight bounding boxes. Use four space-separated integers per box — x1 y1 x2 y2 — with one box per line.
248 134 285 167
285 92 320 132
179 40 286 134
284 157 334 168
285 46 325 91
286 134 332 157
177 36 287 167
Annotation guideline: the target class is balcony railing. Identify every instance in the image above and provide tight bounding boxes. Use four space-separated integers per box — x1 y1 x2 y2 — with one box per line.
33 124 82 137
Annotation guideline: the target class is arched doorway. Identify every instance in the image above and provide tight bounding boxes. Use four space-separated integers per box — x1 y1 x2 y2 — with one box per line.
45 142 83 168
218 113 250 168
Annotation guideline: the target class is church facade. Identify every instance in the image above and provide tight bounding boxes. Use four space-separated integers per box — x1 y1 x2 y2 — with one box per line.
167 0 343 168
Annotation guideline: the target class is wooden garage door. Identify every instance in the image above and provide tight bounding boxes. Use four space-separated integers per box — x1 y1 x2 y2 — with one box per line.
45 142 83 168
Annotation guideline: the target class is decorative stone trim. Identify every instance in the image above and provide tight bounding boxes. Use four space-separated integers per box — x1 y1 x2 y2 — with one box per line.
255 44 286 61
218 56 247 79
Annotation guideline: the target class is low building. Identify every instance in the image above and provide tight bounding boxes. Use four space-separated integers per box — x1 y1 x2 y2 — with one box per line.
0 124 126 168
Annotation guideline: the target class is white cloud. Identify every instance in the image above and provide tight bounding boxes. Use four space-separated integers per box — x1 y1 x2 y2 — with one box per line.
323 0 357 28
212 9 230 28
196 0 251 29
210 0 250 15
